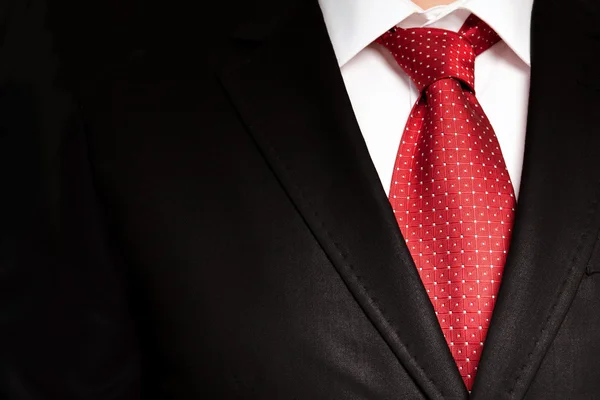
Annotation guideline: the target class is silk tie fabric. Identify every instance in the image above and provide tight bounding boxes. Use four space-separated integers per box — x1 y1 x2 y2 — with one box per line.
377 15 516 390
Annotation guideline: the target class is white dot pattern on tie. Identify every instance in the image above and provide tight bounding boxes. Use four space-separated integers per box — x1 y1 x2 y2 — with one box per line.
377 14 516 391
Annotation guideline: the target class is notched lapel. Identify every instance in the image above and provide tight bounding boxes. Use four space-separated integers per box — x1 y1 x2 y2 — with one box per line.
218 1 467 399
472 1 600 398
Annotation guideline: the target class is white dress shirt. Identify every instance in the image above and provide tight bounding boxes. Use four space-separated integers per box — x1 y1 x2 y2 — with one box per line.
318 0 533 198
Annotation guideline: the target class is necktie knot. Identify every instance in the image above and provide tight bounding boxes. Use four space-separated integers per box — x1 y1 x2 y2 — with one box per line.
377 28 476 92
376 15 501 93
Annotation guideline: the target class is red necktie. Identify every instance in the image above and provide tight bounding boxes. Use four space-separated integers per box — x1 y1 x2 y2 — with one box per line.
378 15 516 390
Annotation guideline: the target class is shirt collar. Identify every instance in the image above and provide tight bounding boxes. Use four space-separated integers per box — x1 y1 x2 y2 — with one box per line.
318 0 532 67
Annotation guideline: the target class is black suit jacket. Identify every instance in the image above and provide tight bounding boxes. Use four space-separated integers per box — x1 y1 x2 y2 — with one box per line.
6 0 600 398
0 0 140 398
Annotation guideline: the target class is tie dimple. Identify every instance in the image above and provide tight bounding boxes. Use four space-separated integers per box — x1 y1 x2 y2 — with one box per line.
378 15 515 391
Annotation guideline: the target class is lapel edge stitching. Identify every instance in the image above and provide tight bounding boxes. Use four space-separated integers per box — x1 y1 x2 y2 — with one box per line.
507 192 600 398
258 131 449 400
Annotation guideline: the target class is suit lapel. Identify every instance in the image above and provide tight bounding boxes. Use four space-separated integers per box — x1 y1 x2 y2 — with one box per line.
471 1 600 398
218 1 467 398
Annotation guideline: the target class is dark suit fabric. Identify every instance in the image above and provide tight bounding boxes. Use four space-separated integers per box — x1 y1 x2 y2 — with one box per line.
12 0 600 398
0 0 140 398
